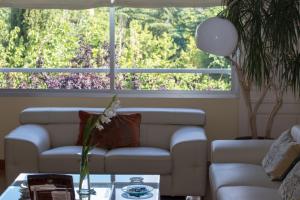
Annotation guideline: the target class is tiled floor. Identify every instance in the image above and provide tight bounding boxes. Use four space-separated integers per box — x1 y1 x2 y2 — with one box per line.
0 170 210 200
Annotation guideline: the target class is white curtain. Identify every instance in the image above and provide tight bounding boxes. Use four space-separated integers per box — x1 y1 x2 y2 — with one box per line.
0 0 111 9
113 0 222 8
0 0 221 9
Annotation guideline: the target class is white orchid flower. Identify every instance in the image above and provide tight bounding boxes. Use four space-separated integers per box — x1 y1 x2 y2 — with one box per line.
100 115 111 124
104 108 116 118
95 121 104 131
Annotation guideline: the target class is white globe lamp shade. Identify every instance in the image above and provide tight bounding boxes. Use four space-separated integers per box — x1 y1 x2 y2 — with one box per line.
195 17 238 56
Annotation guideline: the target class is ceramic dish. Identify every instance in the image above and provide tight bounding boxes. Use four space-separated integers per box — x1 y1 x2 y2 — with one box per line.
121 184 153 197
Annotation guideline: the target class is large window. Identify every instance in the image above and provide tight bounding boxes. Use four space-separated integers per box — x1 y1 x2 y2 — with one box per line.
0 7 233 95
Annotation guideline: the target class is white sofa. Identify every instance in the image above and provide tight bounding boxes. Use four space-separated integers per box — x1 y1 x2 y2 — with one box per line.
5 107 207 196
209 125 300 200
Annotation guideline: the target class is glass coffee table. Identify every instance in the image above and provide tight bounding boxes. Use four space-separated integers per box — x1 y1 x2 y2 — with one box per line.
0 173 160 200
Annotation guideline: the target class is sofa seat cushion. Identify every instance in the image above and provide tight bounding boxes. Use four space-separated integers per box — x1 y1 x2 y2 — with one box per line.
39 146 107 173
217 186 281 200
210 163 280 193
105 147 171 174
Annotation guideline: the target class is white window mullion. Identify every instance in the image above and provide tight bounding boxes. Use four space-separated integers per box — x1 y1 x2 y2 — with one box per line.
109 7 116 91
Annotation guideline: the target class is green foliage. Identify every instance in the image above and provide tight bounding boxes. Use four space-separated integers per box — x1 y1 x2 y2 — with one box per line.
118 73 230 91
0 7 231 91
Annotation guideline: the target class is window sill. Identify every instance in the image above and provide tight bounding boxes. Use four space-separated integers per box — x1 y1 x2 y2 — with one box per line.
0 89 239 99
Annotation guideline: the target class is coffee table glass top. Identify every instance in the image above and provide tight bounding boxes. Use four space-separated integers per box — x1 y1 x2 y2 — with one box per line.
0 173 160 200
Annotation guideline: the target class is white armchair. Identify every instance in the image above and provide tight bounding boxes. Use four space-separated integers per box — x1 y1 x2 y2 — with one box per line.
209 125 300 200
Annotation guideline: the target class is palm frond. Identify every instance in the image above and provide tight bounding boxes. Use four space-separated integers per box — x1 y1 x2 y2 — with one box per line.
222 0 300 94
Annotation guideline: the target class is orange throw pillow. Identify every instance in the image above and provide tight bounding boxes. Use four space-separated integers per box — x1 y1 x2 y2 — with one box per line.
76 111 141 149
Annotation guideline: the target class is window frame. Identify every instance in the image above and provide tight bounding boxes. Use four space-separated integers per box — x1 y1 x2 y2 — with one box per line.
0 7 238 98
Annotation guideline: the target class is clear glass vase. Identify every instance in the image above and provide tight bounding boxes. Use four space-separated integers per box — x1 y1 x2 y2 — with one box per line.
78 155 93 196
78 171 91 195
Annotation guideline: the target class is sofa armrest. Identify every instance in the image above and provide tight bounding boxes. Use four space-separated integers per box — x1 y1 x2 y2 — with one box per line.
211 139 274 165
170 127 207 195
5 124 50 184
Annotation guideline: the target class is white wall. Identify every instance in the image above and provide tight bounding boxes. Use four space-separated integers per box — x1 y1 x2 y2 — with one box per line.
239 91 300 138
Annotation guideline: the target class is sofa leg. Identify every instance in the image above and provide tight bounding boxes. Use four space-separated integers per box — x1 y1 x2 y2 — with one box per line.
186 196 202 200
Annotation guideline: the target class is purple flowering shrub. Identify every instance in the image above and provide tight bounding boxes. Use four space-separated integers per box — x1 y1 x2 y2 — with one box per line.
1 73 110 90
40 73 110 89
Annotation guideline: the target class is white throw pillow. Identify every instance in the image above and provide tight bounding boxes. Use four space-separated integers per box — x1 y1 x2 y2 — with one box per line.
279 161 300 200
262 129 300 180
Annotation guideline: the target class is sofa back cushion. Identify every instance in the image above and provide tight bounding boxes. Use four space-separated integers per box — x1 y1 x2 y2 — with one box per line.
42 124 189 149
20 107 206 149
44 124 78 148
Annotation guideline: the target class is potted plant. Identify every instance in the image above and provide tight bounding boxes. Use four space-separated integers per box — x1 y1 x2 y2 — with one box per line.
197 0 300 138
